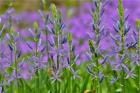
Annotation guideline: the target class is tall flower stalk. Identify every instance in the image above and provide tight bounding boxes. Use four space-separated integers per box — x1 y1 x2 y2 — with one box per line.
6 15 21 92
111 0 132 92
47 4 80 92
34 22 40 93
47 4 67 92
118 0 125 92
87 0 106 92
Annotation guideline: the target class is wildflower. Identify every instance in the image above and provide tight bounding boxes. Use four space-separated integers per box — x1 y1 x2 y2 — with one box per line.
111 77 118 84
40 46 46 53
48 38 55 47
101 56 108 64
8 44 13 51
66 57 81 79
87 64 96 78
26 42 33 50
60 24 65 30
70 67 81 79
113 23 119 33
126 42 137 51
67 57 70 65
50 70 62 83
61 36 67 44
86 52 92 61
125 68 136 79
124 24 130 35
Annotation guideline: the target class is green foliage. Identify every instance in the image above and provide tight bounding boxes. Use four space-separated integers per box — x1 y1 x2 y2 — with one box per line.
2 63 138 93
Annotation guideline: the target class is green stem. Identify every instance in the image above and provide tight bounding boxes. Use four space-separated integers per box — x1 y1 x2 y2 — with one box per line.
137 65 140 92
14 47 19 92
137 27 140 92
35 41 39 93
105 78 111 93
55 81 58 93
120 35 125 93
122 68 125 93
95 48 100 93
92 79 95 91
138 67 140 92
56 32 59 70
121 23 125 93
